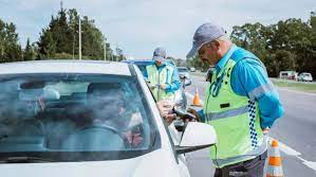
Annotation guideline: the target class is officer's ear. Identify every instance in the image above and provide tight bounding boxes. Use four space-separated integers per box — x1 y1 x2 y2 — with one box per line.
212 39 221 50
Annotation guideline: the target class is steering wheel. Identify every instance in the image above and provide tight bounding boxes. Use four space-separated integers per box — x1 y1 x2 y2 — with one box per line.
75 124 119 134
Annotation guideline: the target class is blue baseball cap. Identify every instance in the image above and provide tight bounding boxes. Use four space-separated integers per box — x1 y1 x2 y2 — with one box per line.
187 22 227 58
153 47 166 61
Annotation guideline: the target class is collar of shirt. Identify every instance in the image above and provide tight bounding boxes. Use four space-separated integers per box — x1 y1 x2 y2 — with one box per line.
155 62 167 70
215 44 238 73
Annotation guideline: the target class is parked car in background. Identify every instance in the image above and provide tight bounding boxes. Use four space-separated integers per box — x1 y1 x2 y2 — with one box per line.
121 59 189 110
189 67 196 72
0 60 217 177
279 71 298 81
298 72 313 82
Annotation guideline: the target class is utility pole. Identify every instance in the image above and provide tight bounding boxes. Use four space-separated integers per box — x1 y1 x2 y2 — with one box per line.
79 15 82 60
311 11 316 31
104 39 107 61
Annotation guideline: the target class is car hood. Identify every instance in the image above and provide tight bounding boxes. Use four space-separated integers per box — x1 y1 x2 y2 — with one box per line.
0 149 183 177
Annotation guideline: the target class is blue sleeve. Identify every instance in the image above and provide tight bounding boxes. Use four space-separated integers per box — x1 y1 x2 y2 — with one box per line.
143 66 149 79
231 58 284 129
198 109 206 122
165 68 181 93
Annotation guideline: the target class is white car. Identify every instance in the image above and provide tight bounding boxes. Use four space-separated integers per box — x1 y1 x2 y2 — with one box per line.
189 67 196 72
0 60 217 177
298 72 313 82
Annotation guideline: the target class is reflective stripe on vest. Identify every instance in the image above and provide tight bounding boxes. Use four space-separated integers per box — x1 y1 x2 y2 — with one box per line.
204 57 265 168
205 105 248 121
213 139 267 167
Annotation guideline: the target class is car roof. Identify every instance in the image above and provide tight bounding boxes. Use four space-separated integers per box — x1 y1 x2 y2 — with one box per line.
122 59 153 65
122 59 176 66
0 60 131 76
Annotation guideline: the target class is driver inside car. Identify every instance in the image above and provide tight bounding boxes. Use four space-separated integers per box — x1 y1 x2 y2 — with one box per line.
78 83 144 148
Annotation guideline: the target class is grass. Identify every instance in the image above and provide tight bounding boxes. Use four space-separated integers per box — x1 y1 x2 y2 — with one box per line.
271 79 316 93
189 73 316 93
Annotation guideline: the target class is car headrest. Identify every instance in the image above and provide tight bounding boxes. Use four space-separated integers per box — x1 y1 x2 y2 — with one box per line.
87 83 121 95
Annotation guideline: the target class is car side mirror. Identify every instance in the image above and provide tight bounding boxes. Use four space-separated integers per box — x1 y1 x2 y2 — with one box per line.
175 122 217 154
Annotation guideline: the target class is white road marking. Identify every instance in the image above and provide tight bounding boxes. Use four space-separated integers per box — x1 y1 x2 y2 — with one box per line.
277 88 316 96
186 91 316 172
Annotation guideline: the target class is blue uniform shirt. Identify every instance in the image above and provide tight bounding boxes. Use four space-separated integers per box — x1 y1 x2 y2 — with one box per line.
201 45 284 129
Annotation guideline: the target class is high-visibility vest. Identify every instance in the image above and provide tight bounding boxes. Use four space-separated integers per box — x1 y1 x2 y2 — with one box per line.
204 49 266 168
146 64 175 101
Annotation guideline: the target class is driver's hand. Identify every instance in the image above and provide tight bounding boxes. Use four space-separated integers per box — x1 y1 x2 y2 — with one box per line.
123 131 143 147
164 113 177 124
187 108 201 122
156 100 176 124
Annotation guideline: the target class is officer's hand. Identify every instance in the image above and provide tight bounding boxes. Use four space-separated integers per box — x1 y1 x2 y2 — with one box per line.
262 128 270 135
159 84 168 90
187 108 201 122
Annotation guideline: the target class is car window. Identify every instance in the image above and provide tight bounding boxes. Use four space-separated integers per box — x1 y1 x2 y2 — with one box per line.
0 73 159 162
178 68 188 73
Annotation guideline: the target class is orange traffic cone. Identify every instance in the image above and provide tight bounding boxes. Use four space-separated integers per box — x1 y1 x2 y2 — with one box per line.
266 139 284 177
192 87 202 107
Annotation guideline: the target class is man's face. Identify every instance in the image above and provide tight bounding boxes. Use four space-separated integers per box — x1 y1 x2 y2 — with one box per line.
198 42 220 65
155 59 163 66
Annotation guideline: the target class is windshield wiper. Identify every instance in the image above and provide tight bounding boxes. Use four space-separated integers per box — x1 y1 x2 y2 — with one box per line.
0 156 56 163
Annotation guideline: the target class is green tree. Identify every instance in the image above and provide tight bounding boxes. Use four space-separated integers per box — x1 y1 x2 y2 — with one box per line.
0 19 23 62
24 38 36 60
81 16 104 59
231 18 315 77
37 7 106 60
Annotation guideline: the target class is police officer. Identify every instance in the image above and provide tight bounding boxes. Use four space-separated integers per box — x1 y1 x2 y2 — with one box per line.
145 47 181 102
186 22 284 177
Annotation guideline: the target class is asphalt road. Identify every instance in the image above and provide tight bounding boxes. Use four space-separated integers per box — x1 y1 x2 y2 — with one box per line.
185 74 316 177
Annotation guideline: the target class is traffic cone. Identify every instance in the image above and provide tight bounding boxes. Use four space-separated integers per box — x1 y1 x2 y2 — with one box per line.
266 139 284 177
192 87 202 107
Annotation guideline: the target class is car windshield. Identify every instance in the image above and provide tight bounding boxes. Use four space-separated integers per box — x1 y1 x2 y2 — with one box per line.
304 73 311 77
0 73 159 162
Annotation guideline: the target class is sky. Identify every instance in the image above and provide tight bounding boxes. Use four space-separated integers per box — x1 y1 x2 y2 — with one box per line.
0 0 315 59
